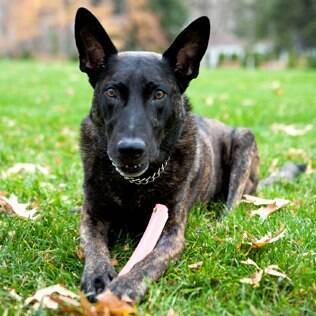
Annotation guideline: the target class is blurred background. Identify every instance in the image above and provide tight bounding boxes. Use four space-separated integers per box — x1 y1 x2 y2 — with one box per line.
0 0 316 69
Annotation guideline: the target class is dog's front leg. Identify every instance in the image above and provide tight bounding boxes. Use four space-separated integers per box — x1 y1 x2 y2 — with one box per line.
108 202 188 300
226 128 260 209
80 203 117 302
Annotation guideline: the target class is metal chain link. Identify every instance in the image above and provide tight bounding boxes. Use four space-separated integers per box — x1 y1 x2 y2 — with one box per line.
111 156 170 185
124 156 170 185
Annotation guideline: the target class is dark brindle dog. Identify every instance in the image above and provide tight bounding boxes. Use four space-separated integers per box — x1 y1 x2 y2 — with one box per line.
75 8 259 302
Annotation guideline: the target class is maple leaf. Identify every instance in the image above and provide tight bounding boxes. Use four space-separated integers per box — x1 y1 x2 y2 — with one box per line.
0 194 37 220
242 195 290 221
251 225 287 249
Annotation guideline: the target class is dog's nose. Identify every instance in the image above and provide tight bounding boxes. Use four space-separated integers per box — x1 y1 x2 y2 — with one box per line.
117 138 145 158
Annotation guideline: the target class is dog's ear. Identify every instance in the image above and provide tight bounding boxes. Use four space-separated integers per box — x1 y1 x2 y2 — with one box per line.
75 7 117 87
163 16 210 92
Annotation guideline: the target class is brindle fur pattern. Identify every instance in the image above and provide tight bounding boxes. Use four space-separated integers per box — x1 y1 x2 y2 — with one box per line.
75 8 259 301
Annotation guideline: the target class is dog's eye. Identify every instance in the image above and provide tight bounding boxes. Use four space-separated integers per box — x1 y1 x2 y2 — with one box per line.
105 88 117 98
153 90 166 100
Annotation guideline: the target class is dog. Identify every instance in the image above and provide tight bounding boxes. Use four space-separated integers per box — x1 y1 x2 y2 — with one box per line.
74 7 259 302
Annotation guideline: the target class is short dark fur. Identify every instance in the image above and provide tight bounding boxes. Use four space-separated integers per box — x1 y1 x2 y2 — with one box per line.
75 7 259 302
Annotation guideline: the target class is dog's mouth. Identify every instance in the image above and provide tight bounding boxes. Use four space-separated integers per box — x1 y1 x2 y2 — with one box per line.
110 157 149 178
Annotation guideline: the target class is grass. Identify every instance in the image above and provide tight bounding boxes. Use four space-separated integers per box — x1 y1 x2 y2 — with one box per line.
0 59 315 315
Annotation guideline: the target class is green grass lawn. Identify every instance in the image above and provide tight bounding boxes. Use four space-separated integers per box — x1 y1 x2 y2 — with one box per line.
0 60 315 315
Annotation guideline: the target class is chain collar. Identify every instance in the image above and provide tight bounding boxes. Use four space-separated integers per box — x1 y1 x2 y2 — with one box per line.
111 156 170 185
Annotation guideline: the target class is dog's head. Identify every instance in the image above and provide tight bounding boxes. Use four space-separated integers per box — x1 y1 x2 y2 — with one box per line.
75 8 210 178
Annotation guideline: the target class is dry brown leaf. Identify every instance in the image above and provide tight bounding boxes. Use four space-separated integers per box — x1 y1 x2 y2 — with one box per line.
264 265 291 281
55 290 137 316
188 261 203 269
166 308 178 316
1 163 49 178
251 200 289 221
0 194 38 220
241 258 260 270
111 258 119 267
240 260 290 288
205 96 215 106
270 81 284 96
240 269 263 288
268 158 279 173
95 290 136 316
252 225 286 249
8 289 22 302
24 284 79 310
243 195 290 221
76 247 85 261
271 123 313 136
243 195 284 206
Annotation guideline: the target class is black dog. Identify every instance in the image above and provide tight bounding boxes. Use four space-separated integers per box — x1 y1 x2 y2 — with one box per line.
75 7 259 302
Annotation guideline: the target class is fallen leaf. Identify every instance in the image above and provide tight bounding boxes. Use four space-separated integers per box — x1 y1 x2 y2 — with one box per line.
240 269 263 288
243 195 282 206
251 225 286 249
25 284 79 310
264 265 291 281
205 96 215 106
268 158 279 173
270 81 284 96
240 260 290 288
241 99 255 107
8 289 22 302
1 163 49 178
0 194 38 220
271 123 313 136
111 258 118 267
241 258 260 270
243 195 290 221
95 290 136 315
188 261 203 269
251 200 289 221
166 308 178 316
76 247 85 261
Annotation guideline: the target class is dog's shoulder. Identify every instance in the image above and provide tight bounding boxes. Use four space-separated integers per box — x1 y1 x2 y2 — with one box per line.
194 115 234 143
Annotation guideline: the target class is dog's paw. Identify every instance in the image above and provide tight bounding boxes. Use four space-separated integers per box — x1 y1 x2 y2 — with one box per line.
108 275 146 301
81 266 117 302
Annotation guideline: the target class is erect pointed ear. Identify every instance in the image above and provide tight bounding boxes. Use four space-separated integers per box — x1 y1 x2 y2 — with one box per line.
163 16 210 92
75 7 117 87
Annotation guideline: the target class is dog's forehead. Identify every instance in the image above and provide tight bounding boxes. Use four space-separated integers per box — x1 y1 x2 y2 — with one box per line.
118 51 162 60
105 51 170 83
